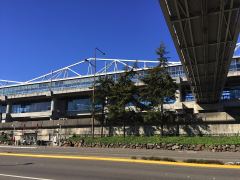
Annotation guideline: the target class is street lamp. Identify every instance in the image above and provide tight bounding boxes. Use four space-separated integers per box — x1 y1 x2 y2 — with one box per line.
57 123 62 146
86 48 106 138
11 123 16 145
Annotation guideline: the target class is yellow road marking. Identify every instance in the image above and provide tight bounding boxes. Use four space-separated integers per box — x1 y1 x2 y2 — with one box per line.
0 152 239 169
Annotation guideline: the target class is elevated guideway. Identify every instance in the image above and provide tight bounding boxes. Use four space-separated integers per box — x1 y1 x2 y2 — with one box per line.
160 0 240 103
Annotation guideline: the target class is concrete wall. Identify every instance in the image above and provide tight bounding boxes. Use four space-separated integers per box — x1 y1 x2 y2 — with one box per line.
3 123 240 143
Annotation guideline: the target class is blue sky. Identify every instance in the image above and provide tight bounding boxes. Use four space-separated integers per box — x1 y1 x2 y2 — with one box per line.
0 0 180 81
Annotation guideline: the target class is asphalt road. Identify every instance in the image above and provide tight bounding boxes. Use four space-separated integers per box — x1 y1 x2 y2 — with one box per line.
0 146 239 180
0 146 239 163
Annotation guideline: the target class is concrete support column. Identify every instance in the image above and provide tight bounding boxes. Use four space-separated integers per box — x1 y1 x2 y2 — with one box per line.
5 102 12 122
6 103 11 114
50 98 57 120
175 89 183 103
175 77 183 103
51 98 56 112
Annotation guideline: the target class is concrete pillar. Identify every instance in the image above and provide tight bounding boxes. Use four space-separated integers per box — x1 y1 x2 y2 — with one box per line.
5 102 12 122
51 98 56 112
50 97 60 120
175 90 182 103
175 77 183 103
50 98 56 120
6 103 11 114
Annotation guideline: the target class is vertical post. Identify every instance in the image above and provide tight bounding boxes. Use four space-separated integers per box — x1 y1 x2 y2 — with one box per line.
50 70 53 91
91 49 96 138
59 124 62 146
57 123 61 146
176 77 183 103
14 125 16 145
91 48 106 138
12 124 16 145
105 61 107 75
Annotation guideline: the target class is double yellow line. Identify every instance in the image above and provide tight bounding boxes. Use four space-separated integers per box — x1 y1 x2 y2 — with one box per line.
0 152 239 169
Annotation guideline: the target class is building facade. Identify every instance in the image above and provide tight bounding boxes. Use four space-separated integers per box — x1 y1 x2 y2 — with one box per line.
1 57 240 142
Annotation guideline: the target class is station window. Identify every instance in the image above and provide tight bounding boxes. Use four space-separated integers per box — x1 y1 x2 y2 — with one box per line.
67 98 92 113
12 101 51 113
0 105 6 113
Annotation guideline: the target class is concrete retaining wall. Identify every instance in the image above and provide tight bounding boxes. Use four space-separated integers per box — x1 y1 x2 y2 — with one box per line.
3 123 240 142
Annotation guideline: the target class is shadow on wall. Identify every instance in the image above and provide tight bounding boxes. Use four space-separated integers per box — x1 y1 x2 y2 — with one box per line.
104 107 211 136
108 123 210 136
108 116 210 136
224 100 240 122
177 104 210 136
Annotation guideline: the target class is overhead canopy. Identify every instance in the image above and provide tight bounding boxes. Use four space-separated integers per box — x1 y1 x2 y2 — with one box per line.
160 0 240 103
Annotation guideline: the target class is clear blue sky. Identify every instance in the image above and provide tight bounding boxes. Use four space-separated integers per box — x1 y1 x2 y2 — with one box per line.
0 0 179 81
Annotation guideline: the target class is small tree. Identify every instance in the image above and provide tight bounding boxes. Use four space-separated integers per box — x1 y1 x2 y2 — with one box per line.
95 76 114 137
141 43 177 135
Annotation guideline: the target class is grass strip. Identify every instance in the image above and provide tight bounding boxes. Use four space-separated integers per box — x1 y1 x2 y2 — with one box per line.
69 135 240 145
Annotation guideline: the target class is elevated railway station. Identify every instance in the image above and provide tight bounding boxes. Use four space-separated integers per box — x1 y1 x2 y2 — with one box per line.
0 53 239 121
0 54 240 141
0 0 240 141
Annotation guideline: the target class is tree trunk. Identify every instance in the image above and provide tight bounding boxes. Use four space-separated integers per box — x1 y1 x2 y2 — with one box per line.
123 118 126 138
176 123 179 136
160 124 164 136
176 115 180 136
100 121 104 137
160 102 164 120
107 119 111 137
160 102 164 136
100 107 105 137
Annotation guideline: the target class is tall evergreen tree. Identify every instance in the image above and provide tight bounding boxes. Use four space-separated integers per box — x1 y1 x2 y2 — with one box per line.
107 70 140 137
141 43 177 135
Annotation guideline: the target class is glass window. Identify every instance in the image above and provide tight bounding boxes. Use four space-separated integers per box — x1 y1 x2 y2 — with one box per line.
221 87 240 100
12 101 51 113
183 92 195 102
67 98 92 113
0 105 6 113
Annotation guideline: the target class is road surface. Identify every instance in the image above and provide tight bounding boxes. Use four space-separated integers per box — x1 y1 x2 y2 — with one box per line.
0 146 239 180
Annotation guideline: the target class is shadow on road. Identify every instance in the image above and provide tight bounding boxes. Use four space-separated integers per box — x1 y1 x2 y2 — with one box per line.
0 162 34 166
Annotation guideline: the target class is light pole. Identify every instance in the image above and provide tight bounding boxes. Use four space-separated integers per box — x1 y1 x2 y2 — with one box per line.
92 48 106 138
57 123 61 146
11 124 15 145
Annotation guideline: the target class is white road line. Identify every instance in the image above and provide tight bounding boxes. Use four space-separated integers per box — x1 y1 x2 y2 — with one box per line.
0 146 37 149
0 173 54 180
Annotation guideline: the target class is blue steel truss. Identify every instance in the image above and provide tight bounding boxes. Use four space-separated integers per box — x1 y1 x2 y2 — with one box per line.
0 58 181 88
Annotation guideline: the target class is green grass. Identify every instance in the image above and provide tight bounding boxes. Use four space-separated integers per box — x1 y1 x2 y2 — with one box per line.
68 135 240 146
